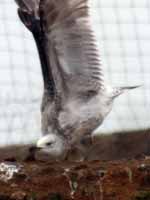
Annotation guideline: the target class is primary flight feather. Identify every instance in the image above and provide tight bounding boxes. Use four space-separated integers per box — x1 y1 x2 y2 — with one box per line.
15 0 140 160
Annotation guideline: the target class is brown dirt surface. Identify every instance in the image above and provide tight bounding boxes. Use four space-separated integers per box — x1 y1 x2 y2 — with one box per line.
0 155 149 199
0 154 150 200
0 129 149 200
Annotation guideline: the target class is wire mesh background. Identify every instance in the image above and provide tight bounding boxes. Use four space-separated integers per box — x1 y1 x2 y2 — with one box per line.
0 0 149 146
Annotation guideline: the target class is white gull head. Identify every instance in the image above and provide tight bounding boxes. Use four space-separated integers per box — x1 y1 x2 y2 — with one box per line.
36 134 67 160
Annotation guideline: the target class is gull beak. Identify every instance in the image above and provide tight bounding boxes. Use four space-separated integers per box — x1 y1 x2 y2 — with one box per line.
25 145 43 162
35 147 43 151
29 146 42 153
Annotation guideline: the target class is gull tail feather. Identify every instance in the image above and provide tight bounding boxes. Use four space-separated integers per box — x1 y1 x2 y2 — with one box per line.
112 85 141 98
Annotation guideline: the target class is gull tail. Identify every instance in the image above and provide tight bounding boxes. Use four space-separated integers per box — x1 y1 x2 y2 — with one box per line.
112 85 141 99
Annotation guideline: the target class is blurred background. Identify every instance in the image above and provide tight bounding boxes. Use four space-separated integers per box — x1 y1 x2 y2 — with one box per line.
0 0 149 146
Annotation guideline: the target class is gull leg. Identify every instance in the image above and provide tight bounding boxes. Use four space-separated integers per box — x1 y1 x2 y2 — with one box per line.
80 135 94 161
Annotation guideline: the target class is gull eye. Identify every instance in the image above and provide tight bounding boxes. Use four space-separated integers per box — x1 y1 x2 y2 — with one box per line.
46 142 53 146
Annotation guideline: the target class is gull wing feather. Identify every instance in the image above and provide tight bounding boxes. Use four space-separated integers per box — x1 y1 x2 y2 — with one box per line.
15 0 56 97
15 0 40 17
41 0 104 99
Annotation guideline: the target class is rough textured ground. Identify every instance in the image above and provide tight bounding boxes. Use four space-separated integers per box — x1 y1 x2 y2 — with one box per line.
0 159 150 200
0 129 149 200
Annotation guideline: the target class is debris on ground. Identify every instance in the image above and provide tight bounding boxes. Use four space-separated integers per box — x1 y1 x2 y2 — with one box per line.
0 157 149 200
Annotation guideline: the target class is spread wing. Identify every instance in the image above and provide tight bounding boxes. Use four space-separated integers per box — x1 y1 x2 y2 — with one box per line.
41 0 104 100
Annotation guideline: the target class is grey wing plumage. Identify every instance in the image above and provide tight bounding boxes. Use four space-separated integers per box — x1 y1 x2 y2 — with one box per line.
15 0 40 17
41 0 104 99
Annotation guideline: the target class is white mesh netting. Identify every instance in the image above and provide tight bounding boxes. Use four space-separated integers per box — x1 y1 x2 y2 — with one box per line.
0 0 149 145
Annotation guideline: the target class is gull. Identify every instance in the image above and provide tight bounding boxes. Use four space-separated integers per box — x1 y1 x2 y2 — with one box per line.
15 0 140 160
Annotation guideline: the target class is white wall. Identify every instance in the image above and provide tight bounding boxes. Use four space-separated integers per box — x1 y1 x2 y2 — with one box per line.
0 0 149 145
